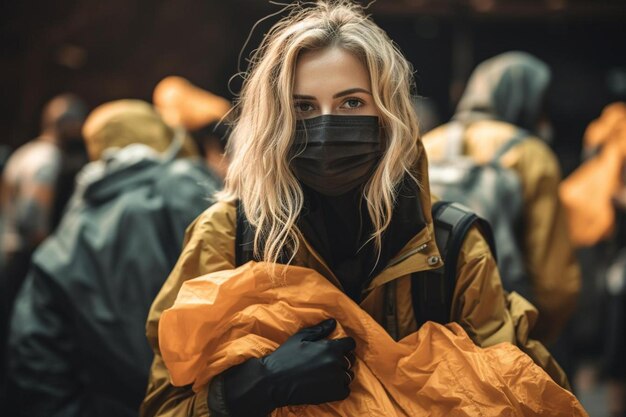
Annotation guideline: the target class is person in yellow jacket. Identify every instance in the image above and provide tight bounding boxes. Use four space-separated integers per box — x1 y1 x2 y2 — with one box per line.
141 3 572 416
422 52 581 344
561 102 626 417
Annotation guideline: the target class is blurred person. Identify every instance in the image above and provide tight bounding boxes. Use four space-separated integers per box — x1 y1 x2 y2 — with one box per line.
49 125 90 231
140 4 576 417
0 93 87 410
607 187 626 417
154 76 232 179
0 93 87 276
6 100 221 417
422 52 581 345
561 102 626 416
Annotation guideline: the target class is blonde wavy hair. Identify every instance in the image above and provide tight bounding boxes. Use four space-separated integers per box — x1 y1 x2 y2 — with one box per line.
218 0 421 265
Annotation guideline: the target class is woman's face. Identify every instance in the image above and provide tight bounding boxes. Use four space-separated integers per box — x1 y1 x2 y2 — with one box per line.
292 47 380 120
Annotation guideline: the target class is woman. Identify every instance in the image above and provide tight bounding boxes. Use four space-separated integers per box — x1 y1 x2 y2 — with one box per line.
141 2 567 416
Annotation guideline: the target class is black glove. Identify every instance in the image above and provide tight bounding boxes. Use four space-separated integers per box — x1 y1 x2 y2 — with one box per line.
219 318 356 417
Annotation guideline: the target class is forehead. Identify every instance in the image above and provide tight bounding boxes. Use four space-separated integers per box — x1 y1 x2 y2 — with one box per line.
293 47 371 94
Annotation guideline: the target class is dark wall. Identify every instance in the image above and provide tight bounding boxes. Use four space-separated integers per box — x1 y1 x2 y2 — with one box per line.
2 0 625 174
0 0 272 146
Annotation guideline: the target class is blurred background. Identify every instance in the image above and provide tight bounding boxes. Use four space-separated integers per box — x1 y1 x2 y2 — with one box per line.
1 0 625 173
1 1 625 415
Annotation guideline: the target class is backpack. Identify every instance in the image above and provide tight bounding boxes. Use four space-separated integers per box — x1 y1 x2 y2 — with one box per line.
428 122 530 301
234 200 496 337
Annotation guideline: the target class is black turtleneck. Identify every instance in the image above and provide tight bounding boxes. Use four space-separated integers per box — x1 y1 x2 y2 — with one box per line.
297 176 426 302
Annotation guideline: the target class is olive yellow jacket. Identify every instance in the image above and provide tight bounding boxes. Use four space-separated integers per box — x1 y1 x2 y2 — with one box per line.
141 140 569 417
422 120 581 343
158 262 585 416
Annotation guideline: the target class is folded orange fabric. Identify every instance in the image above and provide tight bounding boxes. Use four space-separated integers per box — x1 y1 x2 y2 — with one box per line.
159 262 586 416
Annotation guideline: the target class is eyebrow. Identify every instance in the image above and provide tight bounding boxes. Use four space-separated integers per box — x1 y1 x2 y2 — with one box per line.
292 88 372 101
293 94 316 100
333 88 372 98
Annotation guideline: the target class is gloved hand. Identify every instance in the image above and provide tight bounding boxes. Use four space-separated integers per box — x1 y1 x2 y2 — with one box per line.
220 318 356 417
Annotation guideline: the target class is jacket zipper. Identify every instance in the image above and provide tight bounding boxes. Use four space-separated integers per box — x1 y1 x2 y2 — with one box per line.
386 243 429 269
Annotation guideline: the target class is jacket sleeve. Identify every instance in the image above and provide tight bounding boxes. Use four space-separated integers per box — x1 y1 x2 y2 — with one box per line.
450 226 570 389
140 202 237 417
8 267 81 417
515 139 581 343
449 226 516 347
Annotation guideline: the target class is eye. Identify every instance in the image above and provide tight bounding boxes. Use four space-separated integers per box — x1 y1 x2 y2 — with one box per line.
294 101 315 113
341 98 364 109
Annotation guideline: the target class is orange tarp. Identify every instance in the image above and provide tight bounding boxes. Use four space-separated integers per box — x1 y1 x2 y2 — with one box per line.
159 262 586 416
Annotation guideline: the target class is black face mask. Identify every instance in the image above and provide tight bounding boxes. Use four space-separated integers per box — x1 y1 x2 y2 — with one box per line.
291 115 383 196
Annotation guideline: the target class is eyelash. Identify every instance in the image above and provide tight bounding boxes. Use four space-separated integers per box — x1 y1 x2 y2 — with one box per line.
294 102 315 112
294 97 365 113
341 97 364 109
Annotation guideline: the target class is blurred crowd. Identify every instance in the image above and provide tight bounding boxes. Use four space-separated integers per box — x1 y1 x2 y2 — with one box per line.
0 11 624 417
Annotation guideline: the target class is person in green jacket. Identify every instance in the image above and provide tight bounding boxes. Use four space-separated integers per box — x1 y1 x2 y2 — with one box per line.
6 100 221 417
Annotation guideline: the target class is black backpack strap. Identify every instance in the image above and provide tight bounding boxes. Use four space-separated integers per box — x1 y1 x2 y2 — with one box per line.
235 200 256 267
411 201 496 328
